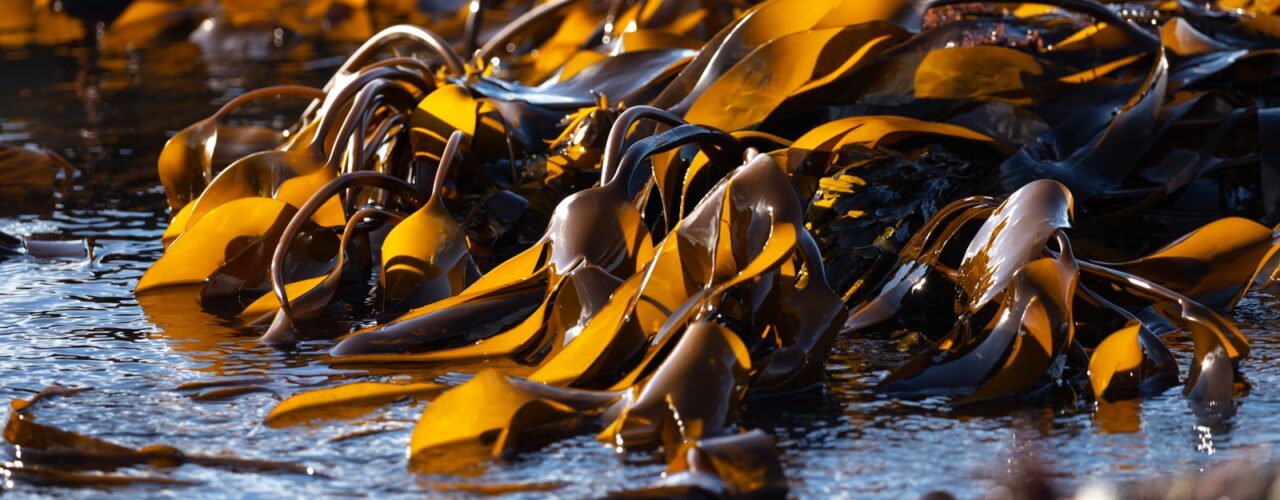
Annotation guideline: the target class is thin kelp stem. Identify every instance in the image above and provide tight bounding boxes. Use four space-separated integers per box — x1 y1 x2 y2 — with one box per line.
302 36 451 126
600 105 687 185
209 85 327 122
361 114 406 174
362 57 439 85
431 130 466 206
260 206 405 344
464 0 488 56
606 124 745 195
326 80 417 168
476 0 582 63
308 67 432 158
268 172 431 340
334 24 465 81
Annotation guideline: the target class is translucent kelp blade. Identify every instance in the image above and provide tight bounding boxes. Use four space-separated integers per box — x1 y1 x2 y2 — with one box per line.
1088 320 1178 401
156 85 324 211
683 23 907 131
654 0 918 112
790 115 996 154
958 179 1073 312
1102 217 1276 309
329 263 620 366
184 148 343 231
879 245 1079 401
137 197 300 293
601 322 750 450
381 131 473 305
408 84 477 162
265 382 444 427
408 370 619 473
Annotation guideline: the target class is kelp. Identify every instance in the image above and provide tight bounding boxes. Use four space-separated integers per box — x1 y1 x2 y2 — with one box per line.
4 387 312 487
60 0 1280 495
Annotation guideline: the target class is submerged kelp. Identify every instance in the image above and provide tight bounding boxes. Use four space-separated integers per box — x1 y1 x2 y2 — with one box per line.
5 0 1280 496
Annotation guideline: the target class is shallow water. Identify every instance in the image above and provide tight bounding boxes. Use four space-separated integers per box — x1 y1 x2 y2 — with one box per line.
2 39 1280 499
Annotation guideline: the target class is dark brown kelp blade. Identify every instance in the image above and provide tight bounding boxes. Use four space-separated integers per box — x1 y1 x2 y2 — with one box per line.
613 430 788 498
5 388 312 478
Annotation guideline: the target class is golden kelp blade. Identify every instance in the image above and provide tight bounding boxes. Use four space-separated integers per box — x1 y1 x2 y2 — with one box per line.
240 275 328 321
790 115 997 153
1104 217 1277 309
684 23 906 131
641 430 788 497
266 382 444 427
6 388 309 478
328 263 621 367
408 370 617 473
0 143 74 187
157 85 323 211
408 84 476 161
655 0 918 112
137 197 298 293
1088 320 1177 401
381 131 473 305
961 248 1078 404
185 148 343 231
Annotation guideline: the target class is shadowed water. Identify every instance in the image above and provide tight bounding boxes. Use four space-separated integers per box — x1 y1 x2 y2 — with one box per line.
3 39 1280 499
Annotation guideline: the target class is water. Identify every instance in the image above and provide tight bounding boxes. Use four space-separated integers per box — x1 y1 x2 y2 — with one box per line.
3 38 1280 499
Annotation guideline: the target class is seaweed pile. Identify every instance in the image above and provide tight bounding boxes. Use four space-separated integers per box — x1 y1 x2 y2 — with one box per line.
7 0 1280 495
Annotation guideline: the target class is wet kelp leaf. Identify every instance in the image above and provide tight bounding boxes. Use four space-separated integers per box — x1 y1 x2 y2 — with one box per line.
266 381 444 427
600 322 751 450
157 85 325 211
682 22 908 131
1088 321 1178 401
380 131 476 307
5 388 311 478
859 178 1259 404
137 197 325 293
1102 217 1278 309
0 464 201 489
408 370 618 473
853 180 1080 400
0 143 75 215
526 151 844 392
1000 49 1170 199
958 179 1073 312
0 143 74 187
408 84 476 162
617 430 788 498
876 240 1081 402
653 0 920 114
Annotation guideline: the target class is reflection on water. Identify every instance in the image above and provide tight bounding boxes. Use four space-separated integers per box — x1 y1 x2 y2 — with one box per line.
5 28 1280 500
